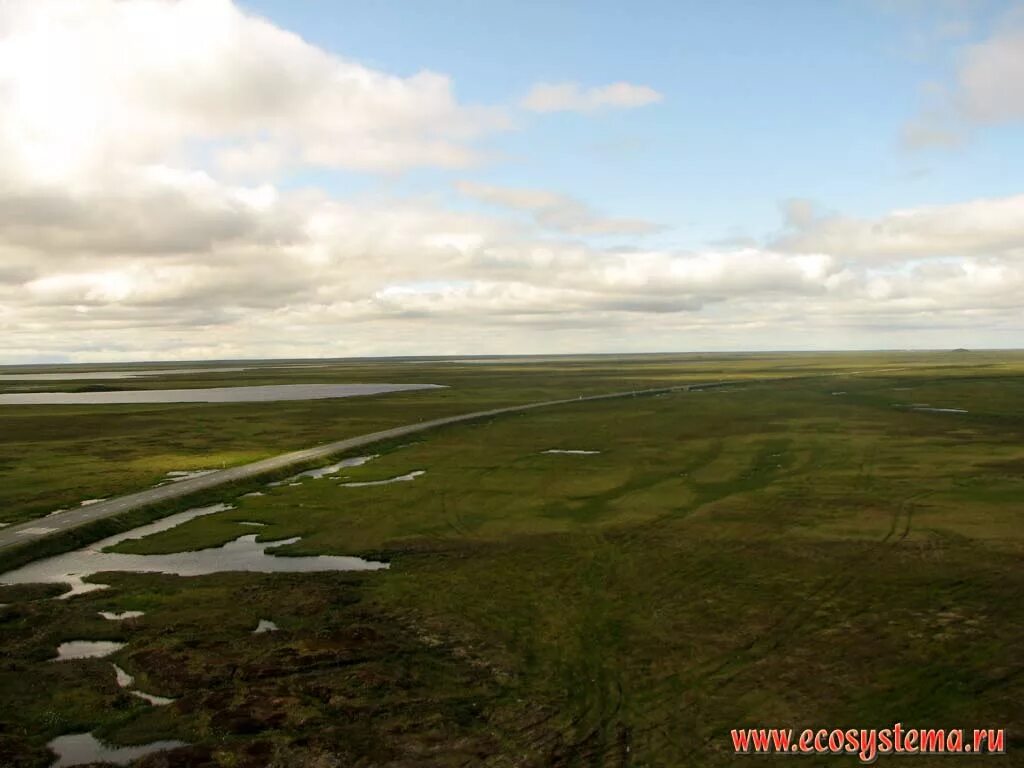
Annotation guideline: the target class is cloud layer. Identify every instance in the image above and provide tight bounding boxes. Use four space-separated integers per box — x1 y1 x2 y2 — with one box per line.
0 0 1020 362
457 182 662 236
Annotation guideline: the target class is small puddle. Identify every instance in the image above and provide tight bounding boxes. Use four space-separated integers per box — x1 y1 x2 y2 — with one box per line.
0 503 388 597
253 619 279 634
295 455 377 480
131 690 174 705
99 611 144 620
112 664 174 706
53 641 125 660
242 491 264 498
543 449 601 455
79 499 107 507
341 470 424 487
113 664 134 687
913 406 968 414
47 733 187 767
238 521 266 527
270 455 377 485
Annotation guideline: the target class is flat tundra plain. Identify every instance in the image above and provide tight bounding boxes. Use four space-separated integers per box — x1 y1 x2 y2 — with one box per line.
0 351 1022 767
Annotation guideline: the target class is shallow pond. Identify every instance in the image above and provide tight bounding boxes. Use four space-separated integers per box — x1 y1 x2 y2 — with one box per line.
112 663 174 706
131 690 174 706
341 470 425 487
253 619 279 634
113 664 134 687
53 641 126 660
98 610 144 620
543 449 601 455
271 454 376 485
0 382 443 405
48 733 187 767
0 502 388 597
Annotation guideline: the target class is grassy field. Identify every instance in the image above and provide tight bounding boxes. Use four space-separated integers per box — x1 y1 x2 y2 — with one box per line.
0 351 1014 525
1 353 1023 766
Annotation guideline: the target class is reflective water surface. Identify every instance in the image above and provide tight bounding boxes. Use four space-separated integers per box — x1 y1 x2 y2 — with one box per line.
131 690 175 706
0 383 443 405
341 470 424 487
0 503 388 597
270 455 376 485
0 367 251 381
98 611 145 620
53 641 125 660
113 664 134 688
47 733 187 767
112 664 174 706
291 454 377 480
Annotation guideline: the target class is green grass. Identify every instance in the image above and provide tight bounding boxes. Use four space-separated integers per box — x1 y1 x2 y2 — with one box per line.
3 350 1019 525
1 354 1024 766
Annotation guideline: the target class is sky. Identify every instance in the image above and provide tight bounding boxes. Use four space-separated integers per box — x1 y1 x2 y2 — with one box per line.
1 0 1023 363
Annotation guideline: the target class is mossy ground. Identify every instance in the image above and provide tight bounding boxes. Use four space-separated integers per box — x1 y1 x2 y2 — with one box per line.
1 354 1023 766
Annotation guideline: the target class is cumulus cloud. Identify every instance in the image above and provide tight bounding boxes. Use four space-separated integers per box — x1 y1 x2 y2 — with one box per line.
774 194 1024 259
457 181 662 236
902 10 1024 147
7 173 1021 361
521 82 663 113
0 0 506 182
0 168 296 256
957 16 1024 122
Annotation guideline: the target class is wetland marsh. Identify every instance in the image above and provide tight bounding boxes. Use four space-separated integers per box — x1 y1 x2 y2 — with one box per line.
1 352 1023 766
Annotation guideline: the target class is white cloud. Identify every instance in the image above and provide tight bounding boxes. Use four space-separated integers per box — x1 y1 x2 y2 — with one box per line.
457 181 662 236
6 178 1022 360
521 82 663 113
774 194 1024 259
0 1 1020 362
902 10 1024 146
0 0 506 182
957 18 1024 122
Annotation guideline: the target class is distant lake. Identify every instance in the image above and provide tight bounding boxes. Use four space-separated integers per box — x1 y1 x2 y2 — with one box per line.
0 367 253 381
0 364 333 381
0 383 444 405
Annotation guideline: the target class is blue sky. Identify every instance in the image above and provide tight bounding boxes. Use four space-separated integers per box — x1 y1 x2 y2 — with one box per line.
243 0 1022 247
